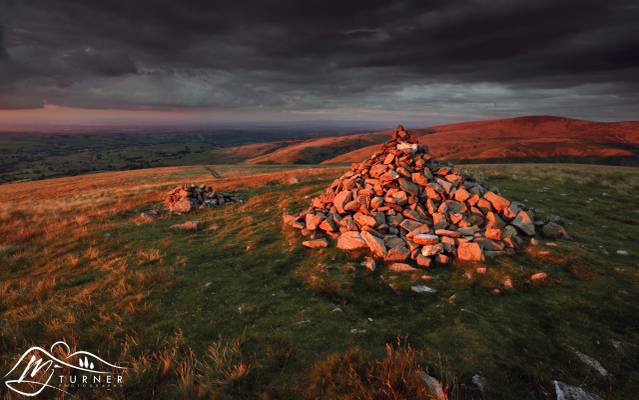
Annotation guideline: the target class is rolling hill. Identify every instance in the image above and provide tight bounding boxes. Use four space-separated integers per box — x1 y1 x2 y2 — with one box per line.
2 116 636 184
244 116 639 165
1 162 638 398
244 130 391 164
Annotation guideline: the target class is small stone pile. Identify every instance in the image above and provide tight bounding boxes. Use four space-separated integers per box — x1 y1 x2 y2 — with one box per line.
164 184 240 213
284 125 561 268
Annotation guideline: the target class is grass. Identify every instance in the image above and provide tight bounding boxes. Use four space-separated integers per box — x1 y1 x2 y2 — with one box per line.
0 163 638 399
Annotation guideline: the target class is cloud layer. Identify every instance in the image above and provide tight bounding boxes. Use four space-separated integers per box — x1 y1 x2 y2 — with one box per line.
1 0 638 122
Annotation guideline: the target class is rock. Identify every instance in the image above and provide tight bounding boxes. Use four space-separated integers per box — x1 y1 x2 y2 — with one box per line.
486 212 506 229
422 244 443 256
385 245 410 261
471 374 488 395
411 284 437 294
290 220 305 230
282 213 297 224
397 141 418 154
542 222 568 238
333 190 353 214
503 225 518 238
416 254 432 268
432 213 447 229
407 224 431 238
286 124 541 267
344 200 361 212
453 188 470 202
371 196 384 209
361 256 376 271
484 191 510 212
383 153 395 164
354 213 377 227
302 238 328 248
360 231 387 258
512 210 535 235
553 380 602 400
530 272 548 282
413 233 439 245
418 371 447 400
305 213 324 230
437 178 453 194
457 241 484 261
400 219 423 232
616 250 629 256
170 220 199 231
435 229 462 238
319 217 337 232
569 347 608 377
388 263 418 273
412 172 430 187
169 197 197 213
337 231 367 250
392 190 408 205
399 178 420 196
165 184 239 212
485 227 501 240
139 212 156 222
476 198 492 213
477 239 504 251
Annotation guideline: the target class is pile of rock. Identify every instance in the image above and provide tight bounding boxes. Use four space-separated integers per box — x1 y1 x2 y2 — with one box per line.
164 184 241 213
284 125 564 267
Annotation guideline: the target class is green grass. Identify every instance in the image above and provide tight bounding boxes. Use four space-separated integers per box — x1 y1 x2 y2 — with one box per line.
1 164 638 399
0 130 295 183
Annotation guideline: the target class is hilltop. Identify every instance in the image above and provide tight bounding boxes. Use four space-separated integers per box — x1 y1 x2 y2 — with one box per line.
239 116 639 165
324 116 639 164
1 162 638 398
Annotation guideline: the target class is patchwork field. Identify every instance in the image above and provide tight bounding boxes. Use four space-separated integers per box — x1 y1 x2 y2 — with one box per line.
3 116 638 185
1 163 638 399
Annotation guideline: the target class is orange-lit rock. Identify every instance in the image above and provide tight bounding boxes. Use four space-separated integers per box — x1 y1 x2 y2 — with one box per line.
457 241 484 261
337 231 367 250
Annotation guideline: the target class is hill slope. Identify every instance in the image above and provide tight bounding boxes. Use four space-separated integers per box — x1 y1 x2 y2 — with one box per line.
245 131 393 164
323 116 639 164
1 163 638 398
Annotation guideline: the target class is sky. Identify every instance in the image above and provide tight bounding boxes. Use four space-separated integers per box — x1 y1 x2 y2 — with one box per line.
0 0 638 129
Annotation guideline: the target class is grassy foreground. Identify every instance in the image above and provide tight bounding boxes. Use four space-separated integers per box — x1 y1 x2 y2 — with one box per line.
1 163 638 399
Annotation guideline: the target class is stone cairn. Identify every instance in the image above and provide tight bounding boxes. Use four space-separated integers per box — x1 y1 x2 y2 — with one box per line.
164 184 241 213
283 125 550 268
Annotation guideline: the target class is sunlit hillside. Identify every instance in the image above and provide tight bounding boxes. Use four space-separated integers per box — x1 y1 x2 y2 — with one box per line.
1 163 638 398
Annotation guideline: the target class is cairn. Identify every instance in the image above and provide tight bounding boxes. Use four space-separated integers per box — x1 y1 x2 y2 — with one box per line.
283 125 550 267
164 184 240 213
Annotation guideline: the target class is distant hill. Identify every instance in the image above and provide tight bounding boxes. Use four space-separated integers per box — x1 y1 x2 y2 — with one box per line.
323 116 639 165
244 131 391 164
2 116 637 184
242 116 639 166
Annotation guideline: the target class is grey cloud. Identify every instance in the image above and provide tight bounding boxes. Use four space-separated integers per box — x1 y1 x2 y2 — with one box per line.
0 0 637 121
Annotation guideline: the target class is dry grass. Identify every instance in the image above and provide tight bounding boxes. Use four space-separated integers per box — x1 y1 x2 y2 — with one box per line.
304 339 453 400
0 164 345 399
1 163 637 399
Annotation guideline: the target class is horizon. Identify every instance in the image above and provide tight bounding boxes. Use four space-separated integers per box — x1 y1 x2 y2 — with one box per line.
0 106 636 134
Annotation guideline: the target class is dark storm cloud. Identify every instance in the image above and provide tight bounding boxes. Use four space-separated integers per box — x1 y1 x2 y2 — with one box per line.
0 0 638 120
0 25 7 60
